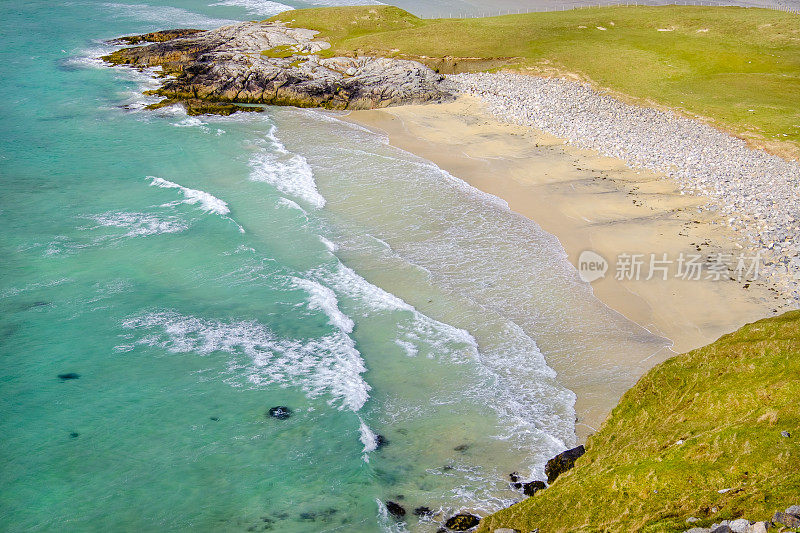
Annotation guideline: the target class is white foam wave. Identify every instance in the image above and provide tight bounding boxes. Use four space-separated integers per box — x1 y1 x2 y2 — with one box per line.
85 211 189 237
276 197 307 215
149 176 246 233
394 338 418 358
209 0 292 16
321 263 412 312
248 126 325 209
173 117 207 129
149 176 229 215
101 2 238 29
358 417 377 453
120 311 370 412
319 236 337 253
291 277 354 334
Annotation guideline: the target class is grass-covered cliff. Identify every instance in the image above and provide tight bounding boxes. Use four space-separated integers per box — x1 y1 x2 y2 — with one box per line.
271 5 800 158
476 310 800 532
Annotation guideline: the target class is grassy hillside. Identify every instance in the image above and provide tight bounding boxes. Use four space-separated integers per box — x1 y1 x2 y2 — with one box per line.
476 310 800 532
270 5 800 158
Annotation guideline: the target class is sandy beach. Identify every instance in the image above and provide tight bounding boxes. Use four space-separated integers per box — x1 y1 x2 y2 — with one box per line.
348 95 792 433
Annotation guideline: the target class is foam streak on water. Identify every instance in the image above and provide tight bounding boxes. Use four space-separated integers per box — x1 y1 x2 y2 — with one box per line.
120 311 370 412
248 125 326 209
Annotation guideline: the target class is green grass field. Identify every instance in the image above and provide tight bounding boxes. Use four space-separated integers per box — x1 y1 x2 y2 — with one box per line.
270 5 800 157
475 310 800 532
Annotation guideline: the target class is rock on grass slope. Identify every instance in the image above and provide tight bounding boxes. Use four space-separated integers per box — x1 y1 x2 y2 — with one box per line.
479 311 800 533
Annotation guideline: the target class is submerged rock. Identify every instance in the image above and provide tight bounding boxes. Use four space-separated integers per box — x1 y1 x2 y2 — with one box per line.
58 373 80 381
376 434 389 448
103 21 451 113
544 445 585 483
444 513 480 531
268 406 291 420
385 501 405 519
413 506 433 517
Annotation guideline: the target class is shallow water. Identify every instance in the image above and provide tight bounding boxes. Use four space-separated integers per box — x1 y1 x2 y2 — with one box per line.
0 1 667 531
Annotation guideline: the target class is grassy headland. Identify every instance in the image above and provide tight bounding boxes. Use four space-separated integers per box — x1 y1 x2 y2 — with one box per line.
475 310 800 532
270 5 800 158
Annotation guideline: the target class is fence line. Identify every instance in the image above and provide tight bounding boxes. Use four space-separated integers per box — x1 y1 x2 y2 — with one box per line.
434 1 800 18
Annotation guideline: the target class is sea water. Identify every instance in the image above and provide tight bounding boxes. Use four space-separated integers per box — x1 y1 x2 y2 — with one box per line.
0 1 668 531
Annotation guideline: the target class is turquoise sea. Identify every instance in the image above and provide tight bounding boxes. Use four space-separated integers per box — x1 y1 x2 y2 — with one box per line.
0 0 669 531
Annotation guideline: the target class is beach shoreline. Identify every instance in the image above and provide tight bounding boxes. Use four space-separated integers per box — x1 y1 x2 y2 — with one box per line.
346 94 795 436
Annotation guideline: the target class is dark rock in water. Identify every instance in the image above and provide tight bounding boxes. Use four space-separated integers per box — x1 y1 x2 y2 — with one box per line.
385 501 405 519
110 28 205 45
453 444 469 452
545 445 585 484
268 406 291 420
413 506 433 517
509 472 520 483
69 432 79 438
376 434 389 448
209 416 220 421
510 482 522 490
522 480 547 496
444 513 480 531
773 511 800 528
58 373 80 381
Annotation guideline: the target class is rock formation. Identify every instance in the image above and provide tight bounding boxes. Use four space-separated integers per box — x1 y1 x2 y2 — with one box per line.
103 21 451 112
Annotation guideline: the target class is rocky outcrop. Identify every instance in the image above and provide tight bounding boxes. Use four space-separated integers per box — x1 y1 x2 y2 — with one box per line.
544 445 585 484
111 29 205 45
445 513 481 531
103 21 451 112
522 480 546 496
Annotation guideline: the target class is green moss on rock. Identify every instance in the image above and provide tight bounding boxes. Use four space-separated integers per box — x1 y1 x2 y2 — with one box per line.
145 98 263 116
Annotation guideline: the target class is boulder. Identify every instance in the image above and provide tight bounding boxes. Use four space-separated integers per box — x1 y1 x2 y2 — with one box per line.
522 480 547 496
727 519 750 533
385 501 405 519
445 513 480 531
773 511 800 528
710 527 731 533
544 445 585 483
786 505 800 517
